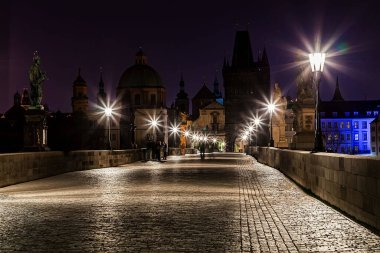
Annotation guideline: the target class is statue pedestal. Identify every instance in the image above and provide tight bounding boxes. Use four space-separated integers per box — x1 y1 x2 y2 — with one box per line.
23 108 49 151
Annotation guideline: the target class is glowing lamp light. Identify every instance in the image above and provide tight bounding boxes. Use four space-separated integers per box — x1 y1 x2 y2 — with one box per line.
267 103 275 113
105 107 113 117
254 118 261 126
309 53 326 72
184 130 189 137
248 126 254 132
172 126 179 133
212 138 217 143
151 119 158 127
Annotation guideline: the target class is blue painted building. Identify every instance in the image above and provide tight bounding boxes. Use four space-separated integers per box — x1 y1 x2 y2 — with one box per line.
320 78 380 154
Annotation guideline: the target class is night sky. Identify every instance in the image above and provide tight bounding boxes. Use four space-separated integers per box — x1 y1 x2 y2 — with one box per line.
1 0 379 113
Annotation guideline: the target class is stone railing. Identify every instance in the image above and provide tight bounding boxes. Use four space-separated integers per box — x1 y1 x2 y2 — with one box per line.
0 149 141 188
257 147 380 231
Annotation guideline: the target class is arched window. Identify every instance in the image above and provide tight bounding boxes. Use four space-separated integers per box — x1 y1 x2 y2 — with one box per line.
135 94 141 105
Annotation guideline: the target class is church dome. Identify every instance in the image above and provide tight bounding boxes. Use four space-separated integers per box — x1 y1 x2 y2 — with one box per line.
118 49 164 89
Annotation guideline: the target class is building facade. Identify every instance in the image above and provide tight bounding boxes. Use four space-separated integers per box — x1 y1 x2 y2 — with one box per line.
117 49 168 149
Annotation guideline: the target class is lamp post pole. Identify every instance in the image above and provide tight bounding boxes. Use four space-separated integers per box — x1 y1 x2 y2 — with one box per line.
105 107 113 151
309 52 326 152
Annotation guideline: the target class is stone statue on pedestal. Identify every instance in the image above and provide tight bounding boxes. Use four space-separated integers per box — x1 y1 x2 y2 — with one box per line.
29 51 47 107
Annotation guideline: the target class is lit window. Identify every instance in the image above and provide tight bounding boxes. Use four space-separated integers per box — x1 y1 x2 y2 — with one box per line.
347 122 351 129
328 134 332 141
367 111 372 116
374 111 379 116
340 122 344 128
354 111 359 116
353 121 359 129
363 132 367 141
354 133 359 141
334 134 339 141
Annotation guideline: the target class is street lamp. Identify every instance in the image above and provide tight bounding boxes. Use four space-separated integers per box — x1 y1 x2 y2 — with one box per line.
172 125 179 147
105 107 113 150
309 52 326 152
267 103 275 147
151 118 158 141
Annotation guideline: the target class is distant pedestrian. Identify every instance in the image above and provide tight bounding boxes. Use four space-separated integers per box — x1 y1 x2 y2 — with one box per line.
162 142 167 160
200 142 205 160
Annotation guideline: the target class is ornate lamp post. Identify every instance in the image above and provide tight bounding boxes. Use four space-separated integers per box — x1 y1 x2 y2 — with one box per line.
267 103 275 147
105 107 113 150
309 52 326 152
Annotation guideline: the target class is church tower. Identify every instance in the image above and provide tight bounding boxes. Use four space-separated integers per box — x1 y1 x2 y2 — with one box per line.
174 75 189 114
97 69 107 107
71 69 88 113
223 30 271 151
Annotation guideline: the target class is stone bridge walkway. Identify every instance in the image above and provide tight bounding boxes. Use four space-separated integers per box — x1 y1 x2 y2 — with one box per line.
0 154 379 252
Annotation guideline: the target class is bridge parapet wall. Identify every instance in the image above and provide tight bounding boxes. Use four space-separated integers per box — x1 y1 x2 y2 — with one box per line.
257 147 380 231
0 150 141 188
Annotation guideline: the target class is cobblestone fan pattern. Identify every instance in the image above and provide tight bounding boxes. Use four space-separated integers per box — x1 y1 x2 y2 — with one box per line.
0 156 379 252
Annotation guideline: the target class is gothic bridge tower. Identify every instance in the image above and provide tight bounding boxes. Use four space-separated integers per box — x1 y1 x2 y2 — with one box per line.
223 30 270 151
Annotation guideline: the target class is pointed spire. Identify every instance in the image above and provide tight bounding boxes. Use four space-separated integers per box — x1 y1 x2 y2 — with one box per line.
232 31 254 68
179 73 185 92
99 67 105 93
331 76 344 101
261 47 269 65
213 71 222 98
74 68 86 84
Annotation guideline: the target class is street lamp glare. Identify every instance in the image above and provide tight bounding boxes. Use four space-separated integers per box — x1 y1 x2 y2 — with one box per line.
151 119 158 127
268 103 275 113
309 52 326 72
172 126 179 133
248 126 254 132
105 107 113 117
184 130 189 137
254 118 261 126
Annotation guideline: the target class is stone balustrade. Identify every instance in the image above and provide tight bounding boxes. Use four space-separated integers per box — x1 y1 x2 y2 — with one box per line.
0 150 141 188
257 147 380 231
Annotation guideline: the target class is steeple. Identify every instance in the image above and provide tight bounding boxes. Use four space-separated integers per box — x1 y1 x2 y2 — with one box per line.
179 73 185 92
175 74 189 114
213 73 222 98
331 76 344 101
72 68 88 113
97 68 107 106
14 91 21 106
135 47 147 65
261 47 269 66
231 31 254 68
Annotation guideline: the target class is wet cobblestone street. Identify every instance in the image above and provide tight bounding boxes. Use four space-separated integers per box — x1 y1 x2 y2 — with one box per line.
0 154 379 252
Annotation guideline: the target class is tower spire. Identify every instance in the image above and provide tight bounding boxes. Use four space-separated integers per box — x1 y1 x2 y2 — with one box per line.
331 76 344 101
213 71 222 98
231 31 254 68
97 67 107 106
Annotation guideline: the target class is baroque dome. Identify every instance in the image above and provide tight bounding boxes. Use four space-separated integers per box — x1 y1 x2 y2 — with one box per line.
118 49 164 89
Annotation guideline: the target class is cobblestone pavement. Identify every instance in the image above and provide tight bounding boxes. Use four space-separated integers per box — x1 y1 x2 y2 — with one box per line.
0 154 379 252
